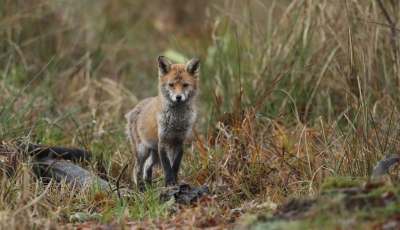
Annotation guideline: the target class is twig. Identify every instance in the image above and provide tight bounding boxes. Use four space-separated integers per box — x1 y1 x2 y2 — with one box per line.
376 0 396 37
365 20 400 33
116 162 130 201
375 0 398 81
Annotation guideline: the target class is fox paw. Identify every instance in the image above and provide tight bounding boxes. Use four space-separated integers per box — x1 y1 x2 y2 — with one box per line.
165 180 178 187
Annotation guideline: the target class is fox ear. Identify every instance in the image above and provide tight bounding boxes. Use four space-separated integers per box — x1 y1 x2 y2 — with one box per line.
158 56 172 76
185 58 200 77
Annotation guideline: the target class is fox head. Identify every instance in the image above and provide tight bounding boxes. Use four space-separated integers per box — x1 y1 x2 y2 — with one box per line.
158 56 200 104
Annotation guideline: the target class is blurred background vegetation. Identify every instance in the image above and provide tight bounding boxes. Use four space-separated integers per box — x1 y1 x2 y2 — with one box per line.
1 0 400 227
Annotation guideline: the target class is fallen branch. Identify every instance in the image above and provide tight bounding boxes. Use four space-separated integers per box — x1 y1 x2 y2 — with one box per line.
31 155 117 193
370 154 400 179
19 142 92 161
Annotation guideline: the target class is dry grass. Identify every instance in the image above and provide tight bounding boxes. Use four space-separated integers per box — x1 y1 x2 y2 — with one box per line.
1 0 400 228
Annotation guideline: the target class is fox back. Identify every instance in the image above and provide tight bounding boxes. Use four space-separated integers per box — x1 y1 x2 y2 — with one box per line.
126 56 200 190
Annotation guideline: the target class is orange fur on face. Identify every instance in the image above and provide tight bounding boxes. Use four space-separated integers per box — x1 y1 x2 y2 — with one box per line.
159 64 198 104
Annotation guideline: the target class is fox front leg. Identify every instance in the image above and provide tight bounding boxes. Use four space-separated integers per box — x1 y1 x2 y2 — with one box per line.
171 145 184 185
159 144 175 186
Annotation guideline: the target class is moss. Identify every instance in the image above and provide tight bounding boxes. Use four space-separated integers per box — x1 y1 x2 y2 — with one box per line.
302 215 347 230
376 199 400 217
320 177 360 190
68 212 103 223
238 215 304 230
366 186 393 198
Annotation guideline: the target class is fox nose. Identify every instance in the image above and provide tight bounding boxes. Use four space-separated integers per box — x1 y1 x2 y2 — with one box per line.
176 95 182 101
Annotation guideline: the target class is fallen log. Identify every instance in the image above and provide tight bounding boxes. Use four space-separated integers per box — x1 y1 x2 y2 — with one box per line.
31 155 117 193
20 142 92 161
370 154 400 179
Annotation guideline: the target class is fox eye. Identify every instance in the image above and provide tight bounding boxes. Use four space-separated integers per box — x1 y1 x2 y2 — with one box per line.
183 83 189 88
169 83 174 87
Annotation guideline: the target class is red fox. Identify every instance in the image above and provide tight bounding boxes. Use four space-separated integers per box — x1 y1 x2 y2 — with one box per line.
126 56 200 190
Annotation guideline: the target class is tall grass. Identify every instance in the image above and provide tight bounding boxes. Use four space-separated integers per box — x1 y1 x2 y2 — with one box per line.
1 0 399 228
